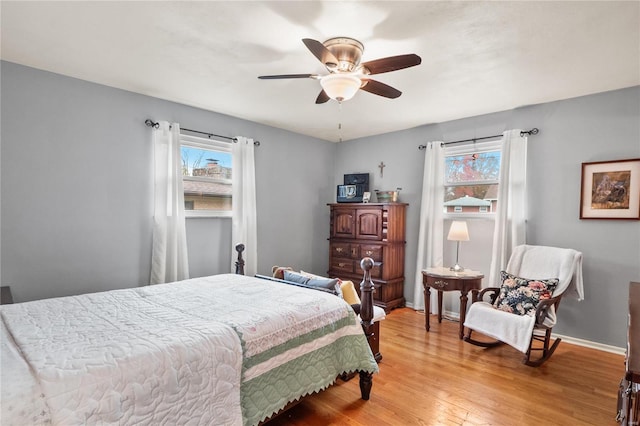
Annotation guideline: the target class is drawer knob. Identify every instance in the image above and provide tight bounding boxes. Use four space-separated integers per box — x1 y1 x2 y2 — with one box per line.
339 262 347 267
365 250 373 256
433 280 448 289
335 247 343 253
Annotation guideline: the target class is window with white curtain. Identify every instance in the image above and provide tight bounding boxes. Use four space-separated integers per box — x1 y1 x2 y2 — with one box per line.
180 134 233 218
416 131 528 313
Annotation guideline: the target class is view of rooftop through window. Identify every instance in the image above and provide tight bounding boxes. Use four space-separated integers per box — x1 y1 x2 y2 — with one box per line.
182 146 232 176
180 140 232 214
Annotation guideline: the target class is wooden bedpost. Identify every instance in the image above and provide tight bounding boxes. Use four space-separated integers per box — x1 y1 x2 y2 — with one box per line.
235 244 245 275
359 257 375 400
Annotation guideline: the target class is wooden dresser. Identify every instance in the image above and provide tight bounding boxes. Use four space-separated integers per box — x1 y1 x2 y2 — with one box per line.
618 281 639 425
628 281 640 383
328 203 407 312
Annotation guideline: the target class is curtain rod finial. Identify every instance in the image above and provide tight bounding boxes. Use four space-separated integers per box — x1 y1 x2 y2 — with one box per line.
520 128 539 137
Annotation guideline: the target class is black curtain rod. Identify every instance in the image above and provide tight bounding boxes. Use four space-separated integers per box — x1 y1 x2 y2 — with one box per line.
144 119 260 146
418 128 538 150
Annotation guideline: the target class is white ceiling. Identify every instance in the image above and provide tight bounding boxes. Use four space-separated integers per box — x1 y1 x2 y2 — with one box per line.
2 1 639 142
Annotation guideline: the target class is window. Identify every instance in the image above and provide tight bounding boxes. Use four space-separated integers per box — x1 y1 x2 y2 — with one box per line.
180 134 232 218
443 140 501 215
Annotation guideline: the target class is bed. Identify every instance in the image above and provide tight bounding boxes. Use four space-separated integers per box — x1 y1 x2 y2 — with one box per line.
0 245 378 425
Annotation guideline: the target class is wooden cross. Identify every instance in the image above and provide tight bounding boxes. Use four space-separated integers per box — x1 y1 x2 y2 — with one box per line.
378 161 386 178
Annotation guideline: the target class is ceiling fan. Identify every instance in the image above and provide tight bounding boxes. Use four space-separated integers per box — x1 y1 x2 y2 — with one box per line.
258 37 421 104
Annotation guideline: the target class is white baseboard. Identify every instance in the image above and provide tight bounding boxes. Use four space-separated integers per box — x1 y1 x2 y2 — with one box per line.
402 305 626 356
552 333 626 355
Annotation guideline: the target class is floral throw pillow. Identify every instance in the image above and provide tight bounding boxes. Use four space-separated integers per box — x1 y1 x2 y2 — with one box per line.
493 271 559 316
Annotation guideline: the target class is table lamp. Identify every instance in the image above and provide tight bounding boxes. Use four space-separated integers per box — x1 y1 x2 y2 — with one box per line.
447 221 469 272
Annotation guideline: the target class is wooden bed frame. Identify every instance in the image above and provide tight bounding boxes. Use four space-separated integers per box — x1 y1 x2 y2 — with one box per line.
233 243 375 402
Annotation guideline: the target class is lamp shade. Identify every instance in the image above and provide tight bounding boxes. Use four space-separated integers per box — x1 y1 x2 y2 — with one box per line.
447 221 469 241
320 74 361 102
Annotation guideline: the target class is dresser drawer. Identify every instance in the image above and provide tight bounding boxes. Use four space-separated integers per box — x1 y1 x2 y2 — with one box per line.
330 258 355 274
331 242 362 259
331 242 351 258
360 244 382 261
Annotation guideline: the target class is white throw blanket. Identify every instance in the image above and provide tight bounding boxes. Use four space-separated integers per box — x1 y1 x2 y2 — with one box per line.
505 244 584 301
464 302 537 353
464 245 584 353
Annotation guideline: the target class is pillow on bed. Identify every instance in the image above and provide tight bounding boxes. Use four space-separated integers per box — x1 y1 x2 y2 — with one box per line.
340 280 361 305
300 270 346 297
299 270 340 281
283 270 310 285
493 271 559 316
272 266 293 280
283 271 342 296
307 277 342 297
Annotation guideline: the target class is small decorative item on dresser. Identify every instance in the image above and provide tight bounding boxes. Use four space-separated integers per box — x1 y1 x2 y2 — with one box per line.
337 173 370 203
374 188 401 203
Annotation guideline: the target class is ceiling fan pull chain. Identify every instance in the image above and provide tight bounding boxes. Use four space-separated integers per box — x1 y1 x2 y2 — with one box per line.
338 102 344 142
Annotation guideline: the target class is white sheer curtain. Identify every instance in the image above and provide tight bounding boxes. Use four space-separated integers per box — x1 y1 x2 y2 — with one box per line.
413 141 445 312
488 129 528 286
150 121 189 284
231 136 257 276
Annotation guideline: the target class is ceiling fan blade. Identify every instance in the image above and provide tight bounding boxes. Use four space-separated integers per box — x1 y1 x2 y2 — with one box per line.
315 90 330 104
360 79 402 99
258 74 318 80
361 54 422 75
302 38 339 68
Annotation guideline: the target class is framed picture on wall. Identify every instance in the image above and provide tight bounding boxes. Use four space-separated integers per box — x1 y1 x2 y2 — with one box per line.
580 158 640 220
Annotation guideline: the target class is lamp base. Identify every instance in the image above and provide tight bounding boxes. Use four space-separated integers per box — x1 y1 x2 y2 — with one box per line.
449 264 464 272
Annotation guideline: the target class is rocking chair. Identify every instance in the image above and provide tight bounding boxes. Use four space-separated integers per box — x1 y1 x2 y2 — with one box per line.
463 244 583 367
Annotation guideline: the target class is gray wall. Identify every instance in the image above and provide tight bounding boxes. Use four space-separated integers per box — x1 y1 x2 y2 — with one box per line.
1 61 335 302
334 87 640 348
2 60 638 348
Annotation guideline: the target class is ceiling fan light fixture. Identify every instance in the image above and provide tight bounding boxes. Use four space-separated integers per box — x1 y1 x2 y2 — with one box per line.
320 74 361 102
259 37 421 104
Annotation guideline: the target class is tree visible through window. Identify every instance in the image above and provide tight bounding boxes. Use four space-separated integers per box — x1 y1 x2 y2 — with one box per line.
444 143 501 214
180 134 232 217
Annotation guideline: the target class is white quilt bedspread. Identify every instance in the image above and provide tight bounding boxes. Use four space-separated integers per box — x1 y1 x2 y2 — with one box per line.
1 274 376 426
1 280 244 425
1 319 52 425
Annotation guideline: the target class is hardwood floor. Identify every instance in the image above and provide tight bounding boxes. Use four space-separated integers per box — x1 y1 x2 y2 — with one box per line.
269 308 625 426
